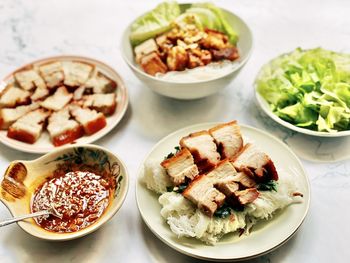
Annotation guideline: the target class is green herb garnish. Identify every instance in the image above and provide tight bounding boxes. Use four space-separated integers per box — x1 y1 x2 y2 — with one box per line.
257 180 278 192
214 206 232 218
164 146 181 160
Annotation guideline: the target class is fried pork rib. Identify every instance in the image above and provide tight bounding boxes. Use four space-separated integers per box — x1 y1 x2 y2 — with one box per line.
134 24 239 76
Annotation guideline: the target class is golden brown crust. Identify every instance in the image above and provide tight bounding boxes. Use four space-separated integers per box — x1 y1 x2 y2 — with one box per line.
161 148 191 168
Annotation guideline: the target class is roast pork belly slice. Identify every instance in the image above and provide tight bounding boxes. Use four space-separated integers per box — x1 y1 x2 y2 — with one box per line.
234 188 259 205
0 103 39 129
84 71 117 94
232 172 257 188
161 148 199 185
70 106 106 135
134 38 159 64
7 109 50 144
180 130 221 173
40 86 73 111
47 108 83 146
140 52 168 76
0 84 31 108
63 61 94 87
209 121 243 160
82 93 116 116
232 143 278 181
183 175 225 217
38 61 64 89
206 159 237 184
14 68 46 91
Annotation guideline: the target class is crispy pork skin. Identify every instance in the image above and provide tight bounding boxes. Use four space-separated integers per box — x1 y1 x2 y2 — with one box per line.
232 143 278 181
7 109 49 144
180 131 221 173
70 106 106 135
47 108 83 146
161 148 199 185
183 175 225 217
140 52 168 76
209 121 243 160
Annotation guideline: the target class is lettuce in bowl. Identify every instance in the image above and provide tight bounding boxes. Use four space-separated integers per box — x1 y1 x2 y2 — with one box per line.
256 48 350 133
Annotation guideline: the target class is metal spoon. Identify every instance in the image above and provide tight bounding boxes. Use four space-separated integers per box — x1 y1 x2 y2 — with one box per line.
0 206 62 227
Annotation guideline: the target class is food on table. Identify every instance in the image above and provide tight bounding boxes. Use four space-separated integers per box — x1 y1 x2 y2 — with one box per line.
31 170 113 233
70 106 107 135
143 121 303 244
0 103 39 129
47 108 84 147
7 109 50 144
256 48 350 132
131 1 239 78
0 59 118 146
0 84 31 108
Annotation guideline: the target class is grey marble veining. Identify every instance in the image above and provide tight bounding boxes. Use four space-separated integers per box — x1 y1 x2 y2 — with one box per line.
0 0 349 262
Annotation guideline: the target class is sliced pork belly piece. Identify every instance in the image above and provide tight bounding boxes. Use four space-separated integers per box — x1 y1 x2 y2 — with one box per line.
31 86 49 101
7 109 49 144
38 61 64 88
232 143 278 181
161 148 199 185
180 131 220 173
82 93 116 116
47 108 83 146
134 38 159 64
0 103 39 129
183 175 225 217
0 84 31 108
70 106 106 135
84 71 117 94
40 86 73 111
14 69 46 91
63 62 94 87
140 52 168 76
232 172 256 188
234 188 259 205
209 121 243 159
206 159 237 184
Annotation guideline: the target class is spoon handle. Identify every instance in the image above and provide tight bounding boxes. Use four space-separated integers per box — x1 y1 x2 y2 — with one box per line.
0 210 50 227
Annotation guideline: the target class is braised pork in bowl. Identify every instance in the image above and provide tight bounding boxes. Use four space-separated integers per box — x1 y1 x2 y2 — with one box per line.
121 1 253 99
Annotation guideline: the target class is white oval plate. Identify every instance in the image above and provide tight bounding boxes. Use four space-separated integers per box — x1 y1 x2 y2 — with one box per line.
0 56 128 154
254 85 350 138
136 123 310 261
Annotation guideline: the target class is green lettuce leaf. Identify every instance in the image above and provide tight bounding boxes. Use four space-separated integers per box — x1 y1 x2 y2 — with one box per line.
257 48 350 132
130 1 180 46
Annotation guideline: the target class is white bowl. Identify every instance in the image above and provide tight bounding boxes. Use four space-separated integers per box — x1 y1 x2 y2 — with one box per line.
0 144 129 241
121 3 253 100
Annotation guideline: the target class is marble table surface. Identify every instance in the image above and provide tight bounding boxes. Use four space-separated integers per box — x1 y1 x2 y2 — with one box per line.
0 0 349 262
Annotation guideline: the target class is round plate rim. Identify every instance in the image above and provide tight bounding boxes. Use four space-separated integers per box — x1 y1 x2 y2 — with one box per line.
0 55 129 154
135 122 311 261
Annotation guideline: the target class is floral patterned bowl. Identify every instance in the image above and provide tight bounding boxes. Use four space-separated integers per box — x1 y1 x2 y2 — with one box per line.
0 144 128 241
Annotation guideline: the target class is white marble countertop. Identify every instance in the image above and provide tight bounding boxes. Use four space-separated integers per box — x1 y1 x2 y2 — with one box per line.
0 0 349 262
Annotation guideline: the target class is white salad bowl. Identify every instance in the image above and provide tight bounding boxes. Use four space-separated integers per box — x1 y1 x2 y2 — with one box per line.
121 3 253 100
0 144 129 241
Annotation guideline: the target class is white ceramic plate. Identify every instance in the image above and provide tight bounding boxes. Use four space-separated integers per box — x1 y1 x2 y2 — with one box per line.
0 56 128 154
136 123 310 261
254 85 350 138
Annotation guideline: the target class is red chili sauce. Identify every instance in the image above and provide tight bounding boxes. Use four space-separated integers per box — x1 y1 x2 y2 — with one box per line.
31 171 112 233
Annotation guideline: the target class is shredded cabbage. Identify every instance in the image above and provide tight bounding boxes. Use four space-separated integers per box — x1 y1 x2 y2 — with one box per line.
256 48 350 132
